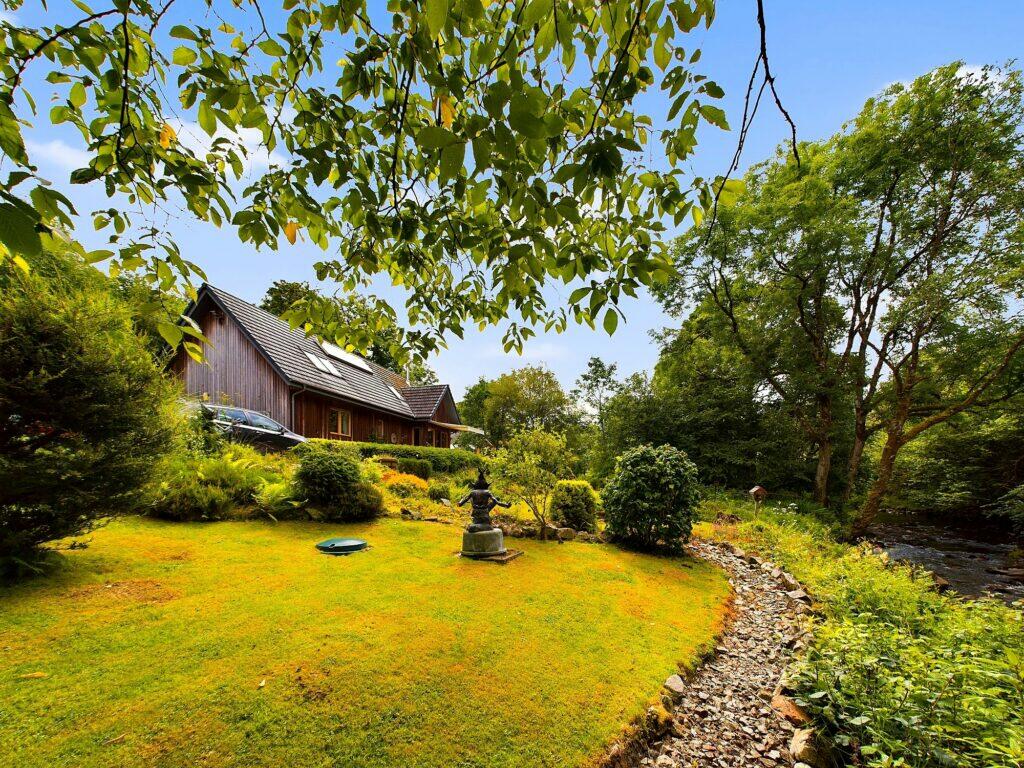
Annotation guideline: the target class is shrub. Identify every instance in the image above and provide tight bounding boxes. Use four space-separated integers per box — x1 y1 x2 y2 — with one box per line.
549 480 599 532
310 482 384 523
398 457 432 480
359 458 384 486
603 445 699 550
427 480 453 502
148 447 279 521
1 249 175 572
293 444 361 507
383 471 429 498
254 479 302 520
490 429 570 539
703 506 1024 768
347 441 484 473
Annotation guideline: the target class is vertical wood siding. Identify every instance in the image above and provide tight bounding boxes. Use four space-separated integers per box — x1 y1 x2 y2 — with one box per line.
171 309 293 427
294 391 453 446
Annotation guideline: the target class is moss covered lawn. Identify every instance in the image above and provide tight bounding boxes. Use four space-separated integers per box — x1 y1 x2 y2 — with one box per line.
1 517 729 768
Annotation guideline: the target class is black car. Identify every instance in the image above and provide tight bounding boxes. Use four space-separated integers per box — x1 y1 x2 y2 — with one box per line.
200 404 306 450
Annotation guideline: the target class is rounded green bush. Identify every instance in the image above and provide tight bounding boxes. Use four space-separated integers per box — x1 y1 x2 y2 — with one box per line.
336 482 384 522
602 444 699 551
294 445 361 506
548 480 599 532
427 480 453 502
398 457 432 480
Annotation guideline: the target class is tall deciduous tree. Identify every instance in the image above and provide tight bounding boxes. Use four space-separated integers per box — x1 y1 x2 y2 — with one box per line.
662 62 1024 529
0 0 726 359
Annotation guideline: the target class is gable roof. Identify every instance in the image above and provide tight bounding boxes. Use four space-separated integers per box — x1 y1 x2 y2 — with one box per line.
190 284 433 420
399 384 451 419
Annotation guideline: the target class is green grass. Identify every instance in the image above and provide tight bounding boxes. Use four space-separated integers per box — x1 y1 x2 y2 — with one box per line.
0 517 730 768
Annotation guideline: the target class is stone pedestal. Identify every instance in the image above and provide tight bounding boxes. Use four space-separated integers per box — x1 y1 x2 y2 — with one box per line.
461 527 507 558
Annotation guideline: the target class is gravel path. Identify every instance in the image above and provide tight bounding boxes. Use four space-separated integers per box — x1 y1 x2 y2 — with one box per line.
632 540 812 768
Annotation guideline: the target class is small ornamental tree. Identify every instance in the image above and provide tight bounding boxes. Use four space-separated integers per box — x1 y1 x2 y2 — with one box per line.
603 444 699 551
490 429 570 539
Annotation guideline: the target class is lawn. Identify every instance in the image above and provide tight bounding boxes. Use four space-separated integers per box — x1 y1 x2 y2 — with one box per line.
0 517 730 768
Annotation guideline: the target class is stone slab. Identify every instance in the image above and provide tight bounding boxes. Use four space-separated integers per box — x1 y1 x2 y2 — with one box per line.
461 528 506 558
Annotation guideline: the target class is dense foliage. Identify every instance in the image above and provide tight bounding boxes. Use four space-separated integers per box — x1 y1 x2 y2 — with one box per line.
889 404 1024 528
397 458 432 481
293 441 382 521
653 63 1024 529
0 248 175 571
490 429 571 538
706 502 1024 768
0 0 727 360
548 480 599 533
346 441 483 473
603 445 699 550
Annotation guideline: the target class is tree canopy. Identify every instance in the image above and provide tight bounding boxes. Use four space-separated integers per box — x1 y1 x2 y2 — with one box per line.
0 0 727 361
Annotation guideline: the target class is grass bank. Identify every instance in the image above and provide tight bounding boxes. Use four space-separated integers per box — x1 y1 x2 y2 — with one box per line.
696 495 1024 768
1 517 729 768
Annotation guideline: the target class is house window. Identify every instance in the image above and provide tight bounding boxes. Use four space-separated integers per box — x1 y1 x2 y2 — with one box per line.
427 428 435 447
328 409 351 439
376 419 385 441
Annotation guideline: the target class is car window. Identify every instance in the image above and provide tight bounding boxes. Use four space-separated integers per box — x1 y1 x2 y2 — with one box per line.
247 412 283 431
210 407 248 424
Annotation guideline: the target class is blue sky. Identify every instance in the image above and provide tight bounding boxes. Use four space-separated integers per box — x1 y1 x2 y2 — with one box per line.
12 1 1024 397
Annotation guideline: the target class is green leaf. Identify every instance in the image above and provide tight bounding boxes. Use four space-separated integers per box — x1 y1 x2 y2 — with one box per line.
198 101 216 136
438 142 465 184
156 321 184 347
423 0 449 39
69 82 87 108
0 204 41 257
603 309 618 335
257 39 287 57
0 101 28 165
172 46 198 66
416 125 457 149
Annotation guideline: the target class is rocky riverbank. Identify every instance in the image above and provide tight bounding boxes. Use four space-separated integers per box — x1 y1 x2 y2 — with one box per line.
624 540 823 768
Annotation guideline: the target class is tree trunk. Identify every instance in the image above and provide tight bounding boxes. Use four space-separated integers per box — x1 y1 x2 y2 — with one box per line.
852 428 902 537
812 396 833 507
843 422 868 505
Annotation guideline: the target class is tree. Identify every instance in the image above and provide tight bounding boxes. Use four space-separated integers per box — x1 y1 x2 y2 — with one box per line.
490 429 570 539
572 357 620 437
470 366 578 447
0 246 176 572
454 377 492 451
662 63 1024 527
260 279 438 383
0 0 727 360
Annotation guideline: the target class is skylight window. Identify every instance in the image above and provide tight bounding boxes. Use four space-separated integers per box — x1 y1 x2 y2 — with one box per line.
320 341 373 373
387 384 404 401
305 351 343 378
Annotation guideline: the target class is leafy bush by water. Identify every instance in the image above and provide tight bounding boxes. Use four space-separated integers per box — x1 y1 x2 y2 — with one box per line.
702 504 1024 768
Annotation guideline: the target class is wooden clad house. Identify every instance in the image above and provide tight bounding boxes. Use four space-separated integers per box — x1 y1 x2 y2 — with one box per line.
169 284 477 447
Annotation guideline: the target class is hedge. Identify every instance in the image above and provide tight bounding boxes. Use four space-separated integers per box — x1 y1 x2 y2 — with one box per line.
346 441 485 473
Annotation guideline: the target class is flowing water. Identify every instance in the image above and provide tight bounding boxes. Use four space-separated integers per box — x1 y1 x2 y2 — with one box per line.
869 512 1024 603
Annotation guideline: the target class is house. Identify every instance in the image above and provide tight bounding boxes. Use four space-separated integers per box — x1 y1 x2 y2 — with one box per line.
169 284 478 447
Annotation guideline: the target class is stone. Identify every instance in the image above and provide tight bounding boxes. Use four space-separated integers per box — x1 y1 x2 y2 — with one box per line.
461 528 507 558
557 527 576 541
663 674 687 702
769 694 810 726
786 589 810 604
780 572 801 591
789 729 825 767
931 573 951 592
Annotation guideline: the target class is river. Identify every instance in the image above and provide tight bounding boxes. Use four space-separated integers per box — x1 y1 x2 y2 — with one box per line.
869 512 1024 603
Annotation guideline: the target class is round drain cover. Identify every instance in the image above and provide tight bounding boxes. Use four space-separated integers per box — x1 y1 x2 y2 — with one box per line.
316 538 368 555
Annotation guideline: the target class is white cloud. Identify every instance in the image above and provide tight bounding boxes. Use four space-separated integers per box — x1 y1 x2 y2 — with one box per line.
166 118 287 174
26 139 91 170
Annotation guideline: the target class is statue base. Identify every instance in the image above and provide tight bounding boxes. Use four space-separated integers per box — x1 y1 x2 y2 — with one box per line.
461 528 506 559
